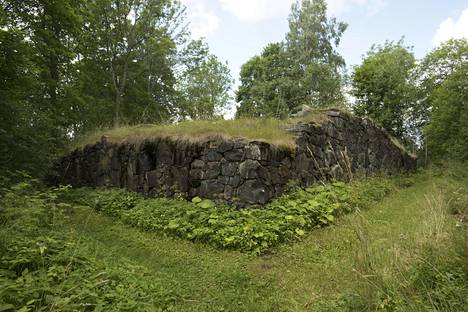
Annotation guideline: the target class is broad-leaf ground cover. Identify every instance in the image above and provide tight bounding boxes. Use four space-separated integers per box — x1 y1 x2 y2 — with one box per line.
1 165 466 311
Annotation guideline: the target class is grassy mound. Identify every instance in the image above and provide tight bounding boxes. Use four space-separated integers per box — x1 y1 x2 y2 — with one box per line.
70 111 328 150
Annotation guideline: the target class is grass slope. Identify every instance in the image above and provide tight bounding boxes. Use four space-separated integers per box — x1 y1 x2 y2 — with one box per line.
250 169 467 310
70 112 328 150
69 206 279 311
1 166 466 311
69 109 413 160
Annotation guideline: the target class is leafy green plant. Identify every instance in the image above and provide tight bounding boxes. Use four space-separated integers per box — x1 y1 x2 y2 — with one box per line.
0 182 179 311
73 176 399 255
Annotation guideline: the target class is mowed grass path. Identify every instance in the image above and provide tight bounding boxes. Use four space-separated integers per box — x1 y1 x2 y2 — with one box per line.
67 173 466 311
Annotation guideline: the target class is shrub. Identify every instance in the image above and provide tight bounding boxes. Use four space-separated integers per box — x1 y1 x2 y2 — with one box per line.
76 177 398 255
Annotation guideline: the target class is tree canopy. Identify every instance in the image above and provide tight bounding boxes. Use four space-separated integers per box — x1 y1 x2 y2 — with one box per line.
0 0 233 177
176 40 233 120
0 0 466 178
236 0 347 118
412 39 468 134
424 63 467 160
420 40 468 160
351 40 416 141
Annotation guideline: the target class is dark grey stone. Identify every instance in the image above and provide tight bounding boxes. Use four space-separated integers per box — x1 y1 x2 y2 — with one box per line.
239 159 260 179
189 169 204 180
205 162 221 179
199 179 225 197
224 148 244 161
221 162 238 176
138 154 152 173
171 167 188 192
55 111 417 207
227 176 241 187
218 175 230 185
218 141 234 153
206 150 223 162
191 159 205 169
245 144 261 160
146 170 160 188
156 142 173 165
237 179 272 205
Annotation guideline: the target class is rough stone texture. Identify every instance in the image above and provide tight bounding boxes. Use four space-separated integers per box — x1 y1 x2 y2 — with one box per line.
53 110 416 207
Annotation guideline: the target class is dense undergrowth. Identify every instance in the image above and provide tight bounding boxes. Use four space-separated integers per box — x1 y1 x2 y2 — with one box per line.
0 184 183 311
69 176 402 255
1 166 467 311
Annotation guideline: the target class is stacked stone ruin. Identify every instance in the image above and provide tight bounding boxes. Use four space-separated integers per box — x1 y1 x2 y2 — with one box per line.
55 110 416 207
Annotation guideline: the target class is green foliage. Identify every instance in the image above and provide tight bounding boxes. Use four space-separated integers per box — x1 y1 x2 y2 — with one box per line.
76 0 181 128
236 0 347 118
0 2 71 177
75 177 396 255
0 0 232 178
413 39 468 131
236 43 292 118
2 167 466 311
177 40 234 120
91 188 143 217
424 62 468 161
352 39 416 141
408 244 467 311
345 179 468 312
285 0 347 108
0 183 181 311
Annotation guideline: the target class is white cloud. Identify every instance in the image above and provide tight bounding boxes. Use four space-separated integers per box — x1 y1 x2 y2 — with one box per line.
218 0 386 21
181 0 220 38
433 8 468 47
219 0 294 21
327 0 386 16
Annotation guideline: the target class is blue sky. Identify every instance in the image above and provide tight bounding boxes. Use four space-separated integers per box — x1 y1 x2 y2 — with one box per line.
182 0 467 72
180 0 468 114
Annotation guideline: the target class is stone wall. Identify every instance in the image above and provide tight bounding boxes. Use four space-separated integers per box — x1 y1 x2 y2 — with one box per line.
54 111 416 207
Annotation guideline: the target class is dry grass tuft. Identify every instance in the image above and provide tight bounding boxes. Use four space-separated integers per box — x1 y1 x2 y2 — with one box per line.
71 112 329 151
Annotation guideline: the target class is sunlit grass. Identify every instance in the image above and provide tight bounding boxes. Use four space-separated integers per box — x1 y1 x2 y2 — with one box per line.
1 165 466 310
70 111 328 151
70 109 412 159
249 168 467 311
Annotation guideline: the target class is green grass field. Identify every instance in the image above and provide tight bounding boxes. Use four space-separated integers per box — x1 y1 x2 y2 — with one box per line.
1 165 467 311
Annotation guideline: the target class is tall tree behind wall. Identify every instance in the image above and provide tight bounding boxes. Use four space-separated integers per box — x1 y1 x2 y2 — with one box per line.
0 0 233 178
0 0 83 177
417 39 468 160
236 0 347 118
285 0 347 109
351 40 416 142
176 39 233 120
236 43 291 118
412 39 468 140
424 62 468 160
75 0 181 130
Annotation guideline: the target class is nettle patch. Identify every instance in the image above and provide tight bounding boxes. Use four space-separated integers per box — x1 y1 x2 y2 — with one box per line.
0 184 178 311
74 176 399 255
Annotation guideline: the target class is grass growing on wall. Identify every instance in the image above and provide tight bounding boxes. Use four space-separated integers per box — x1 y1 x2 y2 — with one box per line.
68 109 413 160
70 111 329 151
